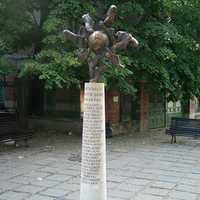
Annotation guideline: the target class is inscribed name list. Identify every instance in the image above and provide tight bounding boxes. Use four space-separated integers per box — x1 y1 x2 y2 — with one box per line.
81 83 105 185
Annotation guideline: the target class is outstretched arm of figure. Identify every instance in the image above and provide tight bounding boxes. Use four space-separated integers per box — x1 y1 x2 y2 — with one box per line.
103 5 117 27
105 48 125 68
82 13 94 33
63 29 85 48
112 31 139 51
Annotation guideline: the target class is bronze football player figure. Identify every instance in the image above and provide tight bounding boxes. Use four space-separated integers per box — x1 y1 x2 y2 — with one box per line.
63 5 139 82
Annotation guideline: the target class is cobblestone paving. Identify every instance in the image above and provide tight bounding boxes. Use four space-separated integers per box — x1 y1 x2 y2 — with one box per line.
1 131 200 200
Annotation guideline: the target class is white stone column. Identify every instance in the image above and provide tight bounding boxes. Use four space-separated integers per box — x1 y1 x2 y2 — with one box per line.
80 83 107 200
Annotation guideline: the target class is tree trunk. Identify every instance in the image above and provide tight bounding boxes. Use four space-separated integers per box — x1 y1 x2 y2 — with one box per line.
181 99 190 118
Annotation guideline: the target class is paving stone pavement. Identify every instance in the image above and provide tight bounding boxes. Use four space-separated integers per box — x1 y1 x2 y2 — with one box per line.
1 131 200 200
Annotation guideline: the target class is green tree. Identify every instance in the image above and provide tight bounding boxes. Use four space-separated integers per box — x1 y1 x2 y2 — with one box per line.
20 0 95 89
0 0 50 75
20 0 137 93
1 0 200 101
103 0 200 102
0 0 50 53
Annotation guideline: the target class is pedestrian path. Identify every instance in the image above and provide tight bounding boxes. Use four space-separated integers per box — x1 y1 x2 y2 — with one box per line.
0 132 200 200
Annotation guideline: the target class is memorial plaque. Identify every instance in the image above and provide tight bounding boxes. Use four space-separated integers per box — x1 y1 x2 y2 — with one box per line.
80 83 106 200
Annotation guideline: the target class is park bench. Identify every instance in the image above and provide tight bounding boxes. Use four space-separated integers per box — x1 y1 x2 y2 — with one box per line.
166 117 200 143
0 111 33 146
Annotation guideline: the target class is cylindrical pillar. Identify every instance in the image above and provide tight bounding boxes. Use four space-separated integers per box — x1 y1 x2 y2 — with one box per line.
80 83 107 200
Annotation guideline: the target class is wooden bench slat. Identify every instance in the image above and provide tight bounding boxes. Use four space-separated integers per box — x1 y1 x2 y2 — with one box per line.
168 128 200 134
167 130 200 136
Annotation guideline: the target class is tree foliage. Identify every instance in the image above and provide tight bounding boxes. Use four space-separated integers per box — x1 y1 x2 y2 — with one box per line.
19 0 96 89
108 0 200 101
1 0 200 99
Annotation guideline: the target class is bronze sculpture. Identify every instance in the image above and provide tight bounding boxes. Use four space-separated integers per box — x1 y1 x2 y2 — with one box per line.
63 5 139 82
